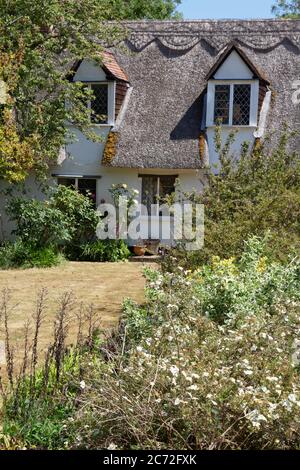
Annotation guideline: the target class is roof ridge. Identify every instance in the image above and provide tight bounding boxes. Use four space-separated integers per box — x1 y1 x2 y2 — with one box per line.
120 18 300 24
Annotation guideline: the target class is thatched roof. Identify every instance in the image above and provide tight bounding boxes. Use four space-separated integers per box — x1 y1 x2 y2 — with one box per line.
107 19 300 169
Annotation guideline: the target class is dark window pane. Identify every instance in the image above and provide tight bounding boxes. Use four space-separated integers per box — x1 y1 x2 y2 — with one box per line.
78 178 97 206
142 176 158 214
233 84 251 125
159 176 176 199
214 85 230 125
57 178 76 188
91 84 108 124
142 176 176 215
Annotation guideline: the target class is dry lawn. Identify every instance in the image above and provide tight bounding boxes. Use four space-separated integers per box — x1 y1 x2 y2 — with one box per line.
0 261 152 367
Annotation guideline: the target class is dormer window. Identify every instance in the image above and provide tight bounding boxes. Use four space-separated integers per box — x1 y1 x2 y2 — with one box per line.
214 83 252 126
88 83 108 124
70 55 129 127
205 45 269 129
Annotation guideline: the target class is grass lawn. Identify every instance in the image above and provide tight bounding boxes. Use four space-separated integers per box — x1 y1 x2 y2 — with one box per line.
0 261 152 369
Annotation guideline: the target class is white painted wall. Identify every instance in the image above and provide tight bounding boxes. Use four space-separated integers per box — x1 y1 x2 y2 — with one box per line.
73 59 107 82
213 50 253 80
206 127 256 173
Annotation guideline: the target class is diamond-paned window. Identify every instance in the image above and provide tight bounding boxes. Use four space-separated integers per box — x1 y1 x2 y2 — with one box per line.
214 85 230 125
90 84 108 124
233 84 251 125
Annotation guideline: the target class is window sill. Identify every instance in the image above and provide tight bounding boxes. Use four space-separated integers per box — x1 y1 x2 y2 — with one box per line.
206 125 257 129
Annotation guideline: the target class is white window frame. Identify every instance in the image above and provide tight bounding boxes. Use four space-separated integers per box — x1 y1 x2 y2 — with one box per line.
84 81 116 126
206 79 259 128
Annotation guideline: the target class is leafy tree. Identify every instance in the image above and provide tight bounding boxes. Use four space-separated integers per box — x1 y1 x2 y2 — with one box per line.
104 0 182 20
0 1 124 183
0 1 182 184
272 0 300 18
163 128 300 272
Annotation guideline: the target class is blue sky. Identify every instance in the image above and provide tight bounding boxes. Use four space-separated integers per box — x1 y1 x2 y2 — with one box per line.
178 0 276 19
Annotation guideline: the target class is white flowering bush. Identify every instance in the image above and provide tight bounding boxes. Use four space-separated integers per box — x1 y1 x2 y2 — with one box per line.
68 238 300 449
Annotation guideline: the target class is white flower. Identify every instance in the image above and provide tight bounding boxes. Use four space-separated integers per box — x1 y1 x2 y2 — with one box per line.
107 443 118 450
170 365 179 377
80 380 86 390
167 304 179 311
244 370 253 376
282 399 293 412
287 393 300 406
203 372 210 378
247 410 268 429
136 346 143 353
188 385 199 391
266 376 279 383
268 403 278 413
174 398 181 406
133 189 139 195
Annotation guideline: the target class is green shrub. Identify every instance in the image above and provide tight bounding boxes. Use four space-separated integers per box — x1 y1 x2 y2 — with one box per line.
6 185 101 250
6 198 71 248
63 238 300 450
49 185 100 245
0 240 64 269
72 300 300 450
163 128 300 270
69 239 131 262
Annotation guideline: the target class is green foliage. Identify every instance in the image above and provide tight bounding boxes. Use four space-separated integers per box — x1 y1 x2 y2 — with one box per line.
65 240 300 450
103 0 182 19
75 239 131 262
2 238 300 450
0 289 96 450
50 185 100 246
0 0 183 183
191 236 300 323
4 398 74 450
272 0 300 18
165 129 300 270
0 1 124 182
123 298 152 345
2 349 82 449
6 197 71 248
4 186 131 265
0 240 64 269
6 185 100 249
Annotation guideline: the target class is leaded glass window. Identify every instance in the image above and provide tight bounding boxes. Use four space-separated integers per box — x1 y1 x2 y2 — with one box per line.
233 84 251 125
214 85 230 125
90 84 108 124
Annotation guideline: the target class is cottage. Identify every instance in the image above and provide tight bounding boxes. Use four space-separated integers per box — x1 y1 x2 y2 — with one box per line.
1 19 300 243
